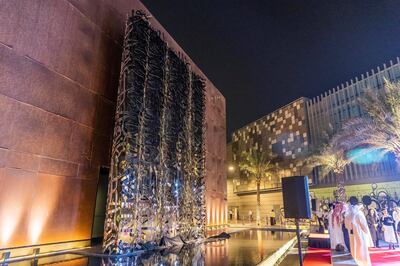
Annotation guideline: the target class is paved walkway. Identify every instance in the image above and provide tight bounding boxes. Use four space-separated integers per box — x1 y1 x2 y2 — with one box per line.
228 222 310 231
207 223 300 237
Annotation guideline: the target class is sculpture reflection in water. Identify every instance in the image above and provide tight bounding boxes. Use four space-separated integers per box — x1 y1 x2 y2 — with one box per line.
101 244 205 266
103 10 206 254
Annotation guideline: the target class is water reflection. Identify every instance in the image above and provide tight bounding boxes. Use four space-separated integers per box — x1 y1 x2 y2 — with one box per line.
100 244 205 266
211 230 294 265
9 230 294 266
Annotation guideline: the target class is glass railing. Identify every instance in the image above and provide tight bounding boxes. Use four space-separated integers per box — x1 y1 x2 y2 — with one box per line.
232 177 314 193
233 180 282 193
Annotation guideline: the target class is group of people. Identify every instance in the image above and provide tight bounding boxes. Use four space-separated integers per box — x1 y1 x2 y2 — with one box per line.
366 207 400 249
321 196 400 266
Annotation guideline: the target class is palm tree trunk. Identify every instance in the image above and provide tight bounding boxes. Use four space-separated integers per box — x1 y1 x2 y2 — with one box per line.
336 172 346 202
256 178 261 226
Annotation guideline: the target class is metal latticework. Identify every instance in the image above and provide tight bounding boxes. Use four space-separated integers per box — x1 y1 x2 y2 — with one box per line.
103 10 206 254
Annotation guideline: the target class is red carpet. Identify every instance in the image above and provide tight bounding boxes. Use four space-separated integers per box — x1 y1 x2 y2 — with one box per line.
370 247 400 266
303 248 331 266
303 247 400 266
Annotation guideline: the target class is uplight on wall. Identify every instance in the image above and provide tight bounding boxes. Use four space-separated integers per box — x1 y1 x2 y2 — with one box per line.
0 175 26 247
28 178 61 244
1 205 23 245
29 214 45 244
0 174 62 247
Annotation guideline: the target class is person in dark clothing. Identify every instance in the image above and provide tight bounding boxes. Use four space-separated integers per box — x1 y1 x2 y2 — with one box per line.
270 209 276 226
323 209 329 230
367 208 380 248
342 222 351 252
381 209 397 250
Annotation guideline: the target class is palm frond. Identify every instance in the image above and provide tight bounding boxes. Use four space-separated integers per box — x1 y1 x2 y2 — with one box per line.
337 80 400 159
238 149 279 181
306 126 351 183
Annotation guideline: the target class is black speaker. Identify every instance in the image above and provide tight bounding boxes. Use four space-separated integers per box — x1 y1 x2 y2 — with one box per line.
282 176 311 219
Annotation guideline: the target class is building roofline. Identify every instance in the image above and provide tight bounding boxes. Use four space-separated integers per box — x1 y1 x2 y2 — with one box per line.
232 57 400 137
309 57 400 103
232 96 309 136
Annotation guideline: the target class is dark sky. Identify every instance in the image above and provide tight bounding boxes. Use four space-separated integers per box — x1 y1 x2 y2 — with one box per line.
141 0 400 139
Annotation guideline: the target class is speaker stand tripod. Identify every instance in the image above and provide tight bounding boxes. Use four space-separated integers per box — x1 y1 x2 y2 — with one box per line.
295 218 303 266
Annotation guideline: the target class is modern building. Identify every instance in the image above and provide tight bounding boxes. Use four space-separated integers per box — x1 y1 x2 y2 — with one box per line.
229 97 310 221
232 97 309 181
0 0 226 257
228 58 400 221
307 60 400 189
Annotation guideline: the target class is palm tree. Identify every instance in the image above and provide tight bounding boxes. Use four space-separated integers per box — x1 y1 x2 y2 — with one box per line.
339 79 400 165
239 149 278 226
307 129 351 202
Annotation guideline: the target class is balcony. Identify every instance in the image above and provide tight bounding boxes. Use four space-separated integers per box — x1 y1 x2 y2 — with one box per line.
232 179 282 196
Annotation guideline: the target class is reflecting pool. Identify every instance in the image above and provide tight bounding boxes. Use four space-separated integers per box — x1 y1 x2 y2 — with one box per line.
8 230 295 266
205 229 295 265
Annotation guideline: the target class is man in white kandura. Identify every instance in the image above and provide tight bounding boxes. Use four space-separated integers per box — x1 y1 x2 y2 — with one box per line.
350 198 372 266
328 203 347 251
358 205 374 248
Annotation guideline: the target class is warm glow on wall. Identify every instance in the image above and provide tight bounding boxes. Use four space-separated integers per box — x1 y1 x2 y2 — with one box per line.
206 197 227 227
212 201 215 225
29 204 52 244
0 171 62 247
207 202 211 225
0 171 28 247
29 218 44 244
28 176 61 244
1 203 23 245
216 205 220 225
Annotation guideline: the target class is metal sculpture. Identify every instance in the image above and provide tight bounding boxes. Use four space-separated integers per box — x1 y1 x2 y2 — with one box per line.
357 183 400 213
103 10 206 254
101 243 205 265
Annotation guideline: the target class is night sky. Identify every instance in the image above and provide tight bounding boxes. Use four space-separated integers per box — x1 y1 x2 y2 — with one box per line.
141 0 400 140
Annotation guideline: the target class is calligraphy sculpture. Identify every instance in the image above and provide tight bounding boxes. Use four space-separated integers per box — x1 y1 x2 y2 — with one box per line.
103 10 206 254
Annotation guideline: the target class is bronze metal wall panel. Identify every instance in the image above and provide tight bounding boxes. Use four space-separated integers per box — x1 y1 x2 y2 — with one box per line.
205 84 227 226
0 0 225 250
0 0 119 249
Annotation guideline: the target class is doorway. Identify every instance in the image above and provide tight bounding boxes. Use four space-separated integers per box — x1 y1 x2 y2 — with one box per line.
91 167 109 245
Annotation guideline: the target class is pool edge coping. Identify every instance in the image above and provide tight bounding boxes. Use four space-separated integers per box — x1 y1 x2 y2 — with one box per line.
257 229 307 266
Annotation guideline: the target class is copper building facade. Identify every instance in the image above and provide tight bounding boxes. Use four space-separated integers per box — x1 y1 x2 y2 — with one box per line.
0 0 226 257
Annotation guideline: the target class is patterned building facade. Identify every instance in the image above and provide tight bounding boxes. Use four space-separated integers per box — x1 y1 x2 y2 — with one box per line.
307 59 400 187
228 59 400 219
231 97 310 194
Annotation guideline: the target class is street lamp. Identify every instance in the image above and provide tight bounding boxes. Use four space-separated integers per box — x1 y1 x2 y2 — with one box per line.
228 166 235 172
